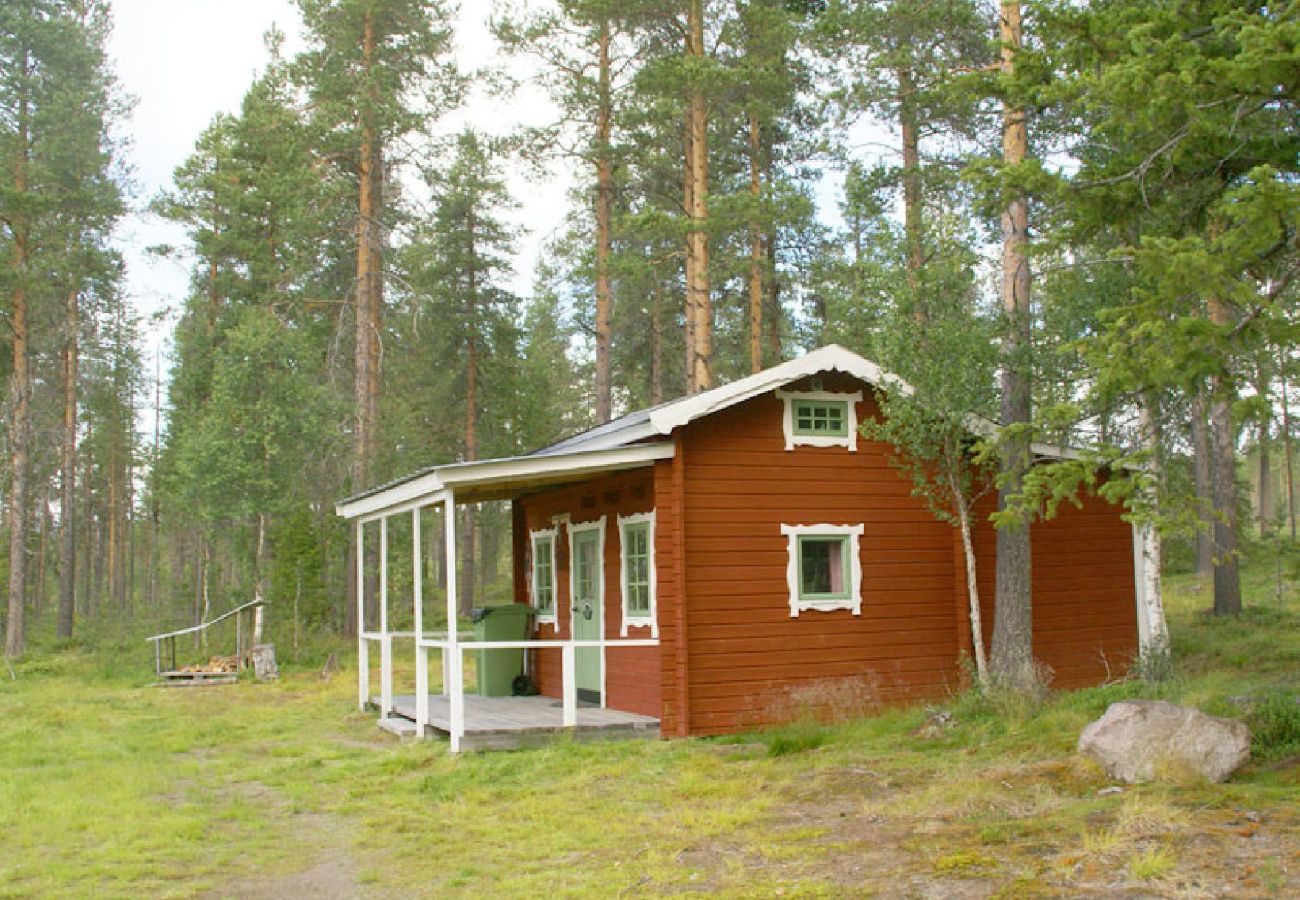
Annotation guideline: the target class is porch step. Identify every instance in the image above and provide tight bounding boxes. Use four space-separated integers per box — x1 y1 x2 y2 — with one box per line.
377 716 418 738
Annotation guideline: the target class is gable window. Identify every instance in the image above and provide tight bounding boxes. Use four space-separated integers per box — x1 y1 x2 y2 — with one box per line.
776 389 863 451
530 528 558 624
792 399 848 437
780 523 864 616
617 511 657 637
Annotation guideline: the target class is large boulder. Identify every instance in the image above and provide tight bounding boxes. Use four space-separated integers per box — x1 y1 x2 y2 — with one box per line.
1078 700 1251 784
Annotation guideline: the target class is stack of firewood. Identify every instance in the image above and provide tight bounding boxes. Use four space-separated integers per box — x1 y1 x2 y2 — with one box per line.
180 655 238 674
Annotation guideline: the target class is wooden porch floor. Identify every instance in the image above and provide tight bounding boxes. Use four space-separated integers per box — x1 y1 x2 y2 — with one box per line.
373 694 660 751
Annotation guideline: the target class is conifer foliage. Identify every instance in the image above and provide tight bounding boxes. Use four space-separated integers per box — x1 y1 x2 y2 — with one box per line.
0 1 1294 672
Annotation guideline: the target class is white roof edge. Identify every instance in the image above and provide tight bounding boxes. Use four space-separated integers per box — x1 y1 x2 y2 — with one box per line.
648 344 914 434
335 442 675 521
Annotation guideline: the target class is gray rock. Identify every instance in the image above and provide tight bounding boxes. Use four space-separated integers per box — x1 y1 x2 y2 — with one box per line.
1078 700 1251 783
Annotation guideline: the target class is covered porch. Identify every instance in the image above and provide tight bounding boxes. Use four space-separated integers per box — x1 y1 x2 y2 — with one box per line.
336 443 673 753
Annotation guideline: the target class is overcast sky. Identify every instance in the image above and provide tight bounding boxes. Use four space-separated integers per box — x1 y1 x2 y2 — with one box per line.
109 1 571 397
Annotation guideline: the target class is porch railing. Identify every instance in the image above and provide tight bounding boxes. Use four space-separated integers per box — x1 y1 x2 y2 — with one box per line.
353 487 659 753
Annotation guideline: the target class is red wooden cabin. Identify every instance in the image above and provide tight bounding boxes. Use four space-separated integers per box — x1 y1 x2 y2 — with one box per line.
337 346 1155 751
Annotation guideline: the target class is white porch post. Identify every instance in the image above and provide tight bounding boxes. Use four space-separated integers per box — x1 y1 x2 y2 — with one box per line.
561 642 577 728
356 520 368 710
380 516 392 717
444 491 464 753
413 506 428 737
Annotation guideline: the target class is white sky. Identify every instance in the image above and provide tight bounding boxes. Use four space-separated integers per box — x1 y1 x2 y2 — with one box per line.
110 1 572 406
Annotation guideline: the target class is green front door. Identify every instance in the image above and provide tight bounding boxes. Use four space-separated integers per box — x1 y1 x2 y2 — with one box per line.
571 528 602 704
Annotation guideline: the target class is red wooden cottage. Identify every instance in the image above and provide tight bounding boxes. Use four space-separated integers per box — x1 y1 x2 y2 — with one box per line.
336 345 1160 751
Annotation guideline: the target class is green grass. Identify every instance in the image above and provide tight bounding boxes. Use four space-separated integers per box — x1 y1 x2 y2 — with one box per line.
1 548 1297 897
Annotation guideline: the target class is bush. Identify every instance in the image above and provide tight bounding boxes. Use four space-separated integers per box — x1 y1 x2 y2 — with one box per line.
1248 690 1300 762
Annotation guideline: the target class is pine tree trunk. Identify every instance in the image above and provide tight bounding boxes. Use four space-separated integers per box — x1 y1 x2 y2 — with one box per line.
990 0 1036 692
1190 385 1215 577
898 64 924 309
108 432 120 612
367 137 383 468
1207 293 1242 616
353 7 378 498
1256 365 1274 537
459 505 477 619
594 19 614 423
685 0 711 393
5 67 31 659
651 281 664 405
1280 350 1296 541
58 287 79 637
34 492 49 619
747 111 764 374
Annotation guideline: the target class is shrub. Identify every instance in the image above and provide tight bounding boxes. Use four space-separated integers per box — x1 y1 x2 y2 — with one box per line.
1248 690 1300 761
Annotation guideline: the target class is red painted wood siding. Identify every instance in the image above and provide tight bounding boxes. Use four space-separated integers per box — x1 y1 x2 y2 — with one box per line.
673 372 965 736
966 489 1139 689
516 469 662 718
669 371 1140 736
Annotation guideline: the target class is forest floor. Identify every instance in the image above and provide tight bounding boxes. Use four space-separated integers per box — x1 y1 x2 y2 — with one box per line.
1 552 1298 899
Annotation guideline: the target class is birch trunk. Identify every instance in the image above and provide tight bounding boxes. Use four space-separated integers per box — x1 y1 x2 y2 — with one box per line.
950 466 989 688
1137 393 1170 659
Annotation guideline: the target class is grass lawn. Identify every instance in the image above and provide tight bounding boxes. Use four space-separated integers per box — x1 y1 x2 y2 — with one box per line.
1 552 1297 898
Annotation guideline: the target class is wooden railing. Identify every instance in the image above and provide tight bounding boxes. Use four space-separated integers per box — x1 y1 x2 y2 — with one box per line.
145 599 266 678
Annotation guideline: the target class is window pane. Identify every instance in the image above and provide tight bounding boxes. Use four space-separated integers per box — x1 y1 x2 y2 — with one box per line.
800 537 848 598
533 537 554 612
793 400 848 437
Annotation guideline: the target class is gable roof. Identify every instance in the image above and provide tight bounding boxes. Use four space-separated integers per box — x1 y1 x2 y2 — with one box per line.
531 344 910 457
336 344 1084 521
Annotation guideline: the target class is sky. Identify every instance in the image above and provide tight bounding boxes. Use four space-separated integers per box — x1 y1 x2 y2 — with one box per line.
109 1 572 400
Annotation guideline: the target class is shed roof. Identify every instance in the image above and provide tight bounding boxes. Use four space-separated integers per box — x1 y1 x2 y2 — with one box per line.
335 344 1082 520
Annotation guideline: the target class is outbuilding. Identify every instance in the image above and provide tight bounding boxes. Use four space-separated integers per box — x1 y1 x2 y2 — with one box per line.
336 345 1156 751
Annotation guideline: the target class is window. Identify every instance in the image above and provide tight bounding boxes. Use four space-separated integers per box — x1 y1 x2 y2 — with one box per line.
792 399 848 437
776 389 863 451
618 512 658 637
530 528 557 624
780 523 864 616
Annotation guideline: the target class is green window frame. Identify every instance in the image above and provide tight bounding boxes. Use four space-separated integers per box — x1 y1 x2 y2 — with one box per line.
791 399 849 437
796 535 852 601
531 532 556 616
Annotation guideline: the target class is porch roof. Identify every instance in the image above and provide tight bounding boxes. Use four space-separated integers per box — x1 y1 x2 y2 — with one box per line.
334 441 675 520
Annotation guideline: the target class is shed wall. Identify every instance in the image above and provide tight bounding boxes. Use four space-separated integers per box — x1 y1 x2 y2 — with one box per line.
674 372 965 736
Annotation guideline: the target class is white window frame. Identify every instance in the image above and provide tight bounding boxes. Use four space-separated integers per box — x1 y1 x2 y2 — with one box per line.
776 389 862 452
529 527 558 625
617 511 658 637
568 516 606 633
780 523 864 617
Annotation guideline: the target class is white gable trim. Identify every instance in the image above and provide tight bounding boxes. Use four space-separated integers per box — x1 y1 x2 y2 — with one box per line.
649 344 908 434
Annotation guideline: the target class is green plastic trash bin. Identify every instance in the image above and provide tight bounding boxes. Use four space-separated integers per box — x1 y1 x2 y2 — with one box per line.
474 604 533 697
